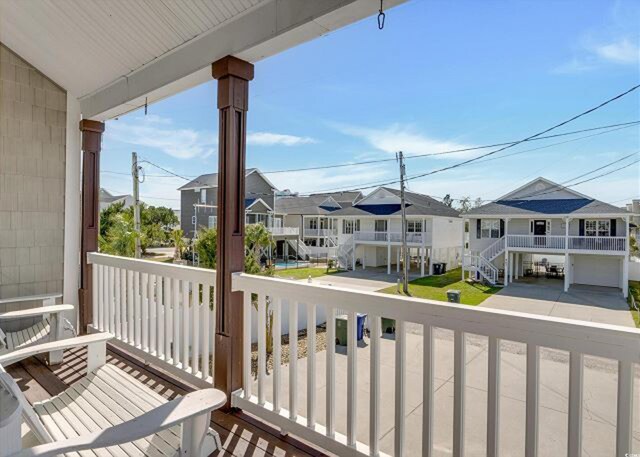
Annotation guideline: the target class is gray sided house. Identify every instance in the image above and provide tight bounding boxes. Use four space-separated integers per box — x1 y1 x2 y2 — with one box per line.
178 168 277 238
463 177 632 297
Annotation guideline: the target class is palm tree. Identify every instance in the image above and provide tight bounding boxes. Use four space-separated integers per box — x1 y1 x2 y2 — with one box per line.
171 228 187 261
99 213 139 257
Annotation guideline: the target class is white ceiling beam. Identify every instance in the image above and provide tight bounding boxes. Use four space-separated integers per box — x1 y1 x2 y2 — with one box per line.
80 0 406 120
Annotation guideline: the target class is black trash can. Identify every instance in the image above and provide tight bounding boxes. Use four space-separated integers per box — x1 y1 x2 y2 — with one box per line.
441 262 447 274
433 262 443 275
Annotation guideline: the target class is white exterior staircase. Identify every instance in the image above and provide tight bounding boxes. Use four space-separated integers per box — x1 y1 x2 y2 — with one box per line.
287 238 310 260
337 235 354 270
465 236 505 285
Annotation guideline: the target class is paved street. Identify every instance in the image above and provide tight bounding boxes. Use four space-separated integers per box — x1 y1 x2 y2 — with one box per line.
255 329 640 457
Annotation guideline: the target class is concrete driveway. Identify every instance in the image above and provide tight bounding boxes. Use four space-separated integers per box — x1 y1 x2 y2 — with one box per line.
479 280 635 328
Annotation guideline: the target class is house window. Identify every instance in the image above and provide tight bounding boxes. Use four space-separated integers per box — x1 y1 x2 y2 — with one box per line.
374 220 387 232
343 219 360 234
407 221 422 232
309 218 318 230
481 219 500 239
200 189 206 204
208 216 217 229
586 220 609 237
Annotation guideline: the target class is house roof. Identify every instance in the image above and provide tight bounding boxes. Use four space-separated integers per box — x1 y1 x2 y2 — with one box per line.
99 188 131 203
466 178 630 217
178 168 270 191
275 195 342 215
331 187 460 218
465 198 628 216
309 191 363 206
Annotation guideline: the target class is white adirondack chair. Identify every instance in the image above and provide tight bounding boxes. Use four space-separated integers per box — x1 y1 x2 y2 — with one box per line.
0 294 75 364
0 333 225 457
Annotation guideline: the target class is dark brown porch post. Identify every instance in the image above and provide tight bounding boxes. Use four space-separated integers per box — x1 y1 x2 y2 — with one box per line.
212 56 254 406
78 120 105 334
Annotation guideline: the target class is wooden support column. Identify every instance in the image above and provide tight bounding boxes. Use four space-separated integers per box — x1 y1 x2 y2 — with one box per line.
78 120 104 334
212 56 254 406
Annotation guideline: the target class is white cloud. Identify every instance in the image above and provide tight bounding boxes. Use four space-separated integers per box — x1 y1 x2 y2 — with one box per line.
270 165 390 195
593 38 639 64
247 132 316 146
336 123 476 159
107 115 216 160
554 37 639 74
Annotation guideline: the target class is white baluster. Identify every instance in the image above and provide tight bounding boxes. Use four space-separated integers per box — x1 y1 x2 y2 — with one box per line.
191 283 200 375
156 275 163 358
149 274 156 354
453 330 465 457
202 284 210 380
525 345 539 457
173 277 180 366
134 271 141 347
616 360 634 456
243 292 252 399
182 280 189 369
307 302 317 428
487 336 500 457
92 264 98 329
127 269 134 344
423 324 434 457
289 300 298 420
568 352 583 457
141 273 149 351
370 315 381 456
326 306 336 438
257 294 266 406
347 310 357 447
120 268 126 340
114 267 120 339
273 297 282 412
395 319 406 456
164 277 171 361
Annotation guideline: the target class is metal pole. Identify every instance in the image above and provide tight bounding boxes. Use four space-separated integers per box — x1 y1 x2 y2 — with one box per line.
132 152 142 259
398 151 409 294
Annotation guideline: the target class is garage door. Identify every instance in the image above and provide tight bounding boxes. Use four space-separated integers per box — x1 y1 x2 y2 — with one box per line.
572 255 620 288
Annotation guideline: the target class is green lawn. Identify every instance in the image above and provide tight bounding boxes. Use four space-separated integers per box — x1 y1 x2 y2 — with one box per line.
274 267 339 280
629 281 640 328
379 267 500 306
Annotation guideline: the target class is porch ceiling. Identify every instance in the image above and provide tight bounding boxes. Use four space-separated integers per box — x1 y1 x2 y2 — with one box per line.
0 0 406 120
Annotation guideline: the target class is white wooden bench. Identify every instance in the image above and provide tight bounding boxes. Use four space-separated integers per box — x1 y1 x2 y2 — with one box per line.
0 333 225 457
0 294 75 364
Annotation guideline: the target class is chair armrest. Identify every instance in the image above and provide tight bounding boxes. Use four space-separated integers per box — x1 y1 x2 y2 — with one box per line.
0 333 113 367
0 293 62 306
0 304 74 321
12 388 227 457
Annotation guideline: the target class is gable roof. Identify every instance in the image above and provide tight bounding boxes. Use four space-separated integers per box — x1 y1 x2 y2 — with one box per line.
178 168 277 191
275 195 343 215
466 178 630 217
331 187 460 218
309 191 363 206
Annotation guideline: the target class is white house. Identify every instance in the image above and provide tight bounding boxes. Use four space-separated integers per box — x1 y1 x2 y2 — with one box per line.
463 177 632 297
98 188 134 212
330 187 463 275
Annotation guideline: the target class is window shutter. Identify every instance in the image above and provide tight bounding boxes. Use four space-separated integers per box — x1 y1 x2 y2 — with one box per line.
610 219 616 237
476 219 481 238
579 219 585 236
499 219 505 237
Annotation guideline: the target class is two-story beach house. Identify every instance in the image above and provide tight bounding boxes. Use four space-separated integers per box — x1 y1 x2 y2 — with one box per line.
179 168 293 239
330 187 463 275
463 177 632 297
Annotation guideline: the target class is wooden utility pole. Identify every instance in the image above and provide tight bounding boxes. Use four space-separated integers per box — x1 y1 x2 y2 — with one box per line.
397 151 409 294
132 152 142 259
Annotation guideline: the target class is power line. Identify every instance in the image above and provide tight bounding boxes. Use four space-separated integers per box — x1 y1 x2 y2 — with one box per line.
260 120 640 174
298 84 640 195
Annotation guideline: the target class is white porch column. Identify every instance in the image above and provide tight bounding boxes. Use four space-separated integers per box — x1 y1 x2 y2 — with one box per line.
428 248 434 275
420 248 425 277
362 247 366 270
623 215 630 297
316 216 320 247
352 236 356 270
387 243 391 275
564 217 570 292
504 218 510 285
514 253 519 280
64 97 82 329
397 248 400 273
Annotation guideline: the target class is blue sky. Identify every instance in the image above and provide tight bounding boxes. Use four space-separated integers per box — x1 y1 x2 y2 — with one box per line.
101 0 640 209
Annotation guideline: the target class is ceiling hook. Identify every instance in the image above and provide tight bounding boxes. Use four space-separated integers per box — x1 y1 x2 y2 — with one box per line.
377 0 385 29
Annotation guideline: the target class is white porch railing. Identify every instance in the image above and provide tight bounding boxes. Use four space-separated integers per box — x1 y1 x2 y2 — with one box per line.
88 253 216 384
231 272 639 457
269 226 299 236
507 234 566 250
480 236 505 261
304 228 337 237
354 231 425 244
464 253 498 284
568 236 626 252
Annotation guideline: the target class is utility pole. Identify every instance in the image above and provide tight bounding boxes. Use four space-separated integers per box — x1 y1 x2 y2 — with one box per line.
132 152 142 259
397 151 409 294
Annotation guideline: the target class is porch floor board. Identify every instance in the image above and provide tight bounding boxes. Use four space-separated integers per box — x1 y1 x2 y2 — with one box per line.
7 344 326 457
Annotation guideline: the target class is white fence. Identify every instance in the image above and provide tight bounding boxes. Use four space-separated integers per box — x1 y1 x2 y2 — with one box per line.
231 272 639 457
630 257 640 281
88 253 216 385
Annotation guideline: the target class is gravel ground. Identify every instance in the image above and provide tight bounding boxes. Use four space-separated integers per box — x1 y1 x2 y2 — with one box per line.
251 325 327 377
